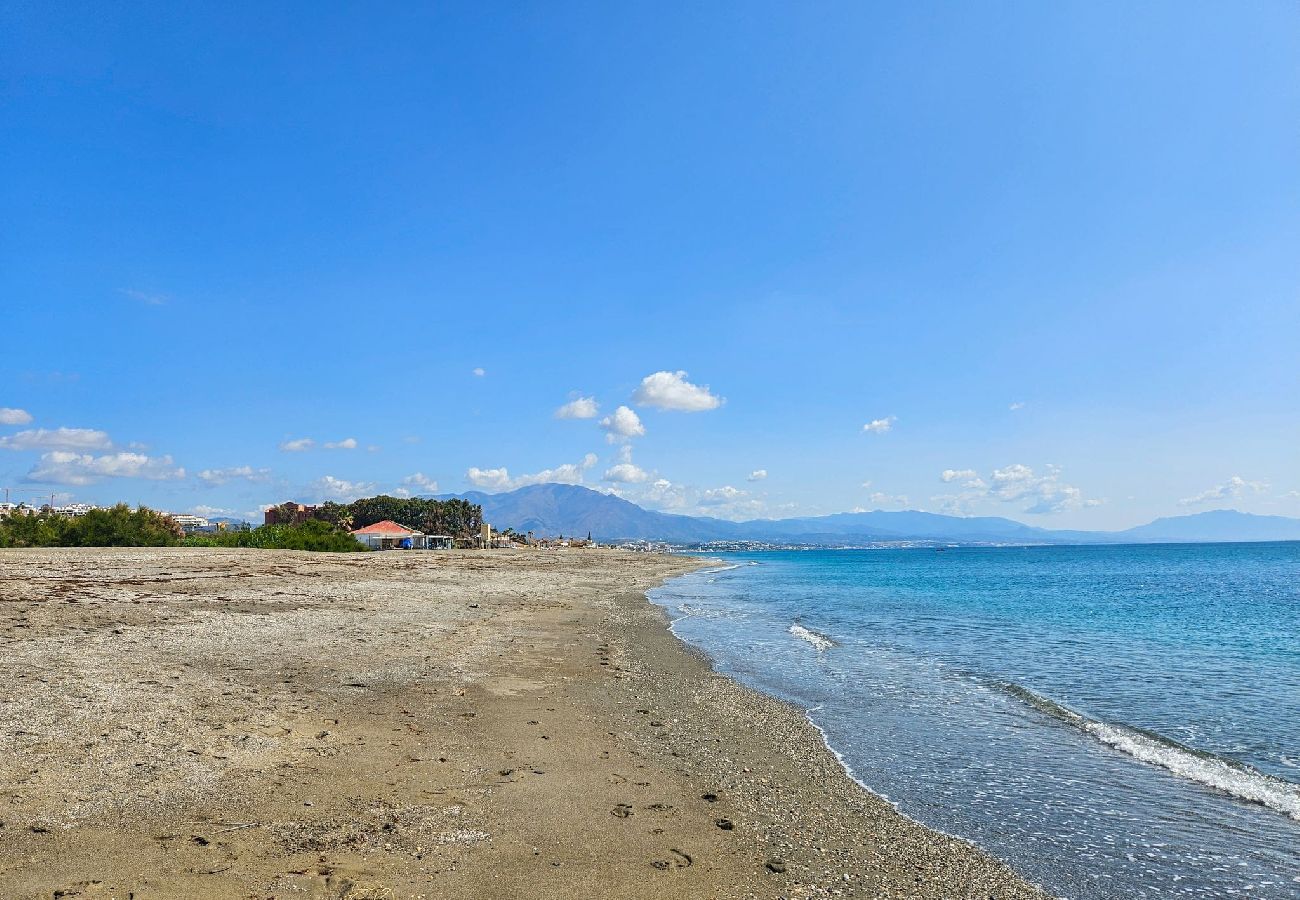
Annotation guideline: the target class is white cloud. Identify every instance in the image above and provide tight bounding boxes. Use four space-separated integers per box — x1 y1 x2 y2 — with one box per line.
311 475 378 502
628 476 775 520
1178 475 1269 507
401 472 439 493
862 416 896 434
604 463 651 484
279 437 315 452
324 437 358 450
599 405 645 443
932 463 1092 515
197 465 272 486
25 451 185 486
555 396 599 420
466 453 599 491
869 491 909 507
465 466 512 490
941 468 987 489
515 453 599 487
697 484 767 519
190 505 231 517
700 485 746 505
472 367 486 377
1009 401 1026 411
643 478 690 510
632 370 723 412
989 463 1090 514
0 427 113 452
0 407 33 425
747 469 768 482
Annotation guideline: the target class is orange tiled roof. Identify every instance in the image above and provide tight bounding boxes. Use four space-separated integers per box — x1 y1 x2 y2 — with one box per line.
351 520 419 536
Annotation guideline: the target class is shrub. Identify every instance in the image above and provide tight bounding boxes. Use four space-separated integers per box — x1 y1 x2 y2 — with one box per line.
0 504 181 548
1 505 364 552
181 519 365 552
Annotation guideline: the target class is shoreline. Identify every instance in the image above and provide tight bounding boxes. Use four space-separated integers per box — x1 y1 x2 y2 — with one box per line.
652 563 1056 892
0 547 1046 898
612 557 1048 899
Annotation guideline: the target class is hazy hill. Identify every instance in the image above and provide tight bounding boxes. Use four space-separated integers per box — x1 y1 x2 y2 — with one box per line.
1115 509 1300 543
436 484 1300 545
442 484 744 542
735 510 1090 543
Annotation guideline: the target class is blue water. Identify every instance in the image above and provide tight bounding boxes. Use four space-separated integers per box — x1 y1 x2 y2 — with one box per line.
648 543 1300 898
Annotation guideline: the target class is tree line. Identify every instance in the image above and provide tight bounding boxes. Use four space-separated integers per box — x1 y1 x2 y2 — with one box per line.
0 504 182 548
1 495 485 551
0 505 363 552
271 496 483 538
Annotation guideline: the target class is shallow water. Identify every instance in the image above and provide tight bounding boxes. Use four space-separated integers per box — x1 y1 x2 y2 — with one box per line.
649 543 1300 899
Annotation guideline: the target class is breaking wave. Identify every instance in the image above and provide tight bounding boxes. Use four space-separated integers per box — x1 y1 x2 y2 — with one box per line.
987 679 1300 821
789 623 835 651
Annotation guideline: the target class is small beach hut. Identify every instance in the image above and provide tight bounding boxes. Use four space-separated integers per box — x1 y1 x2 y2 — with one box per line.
351 520 427 550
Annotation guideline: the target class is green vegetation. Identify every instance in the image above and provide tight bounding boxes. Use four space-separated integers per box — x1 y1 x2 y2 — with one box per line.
0 504 182 548
181 519 365 552
346 495 482 536
1 493 484 552
273 495 483 538
0 505 364 552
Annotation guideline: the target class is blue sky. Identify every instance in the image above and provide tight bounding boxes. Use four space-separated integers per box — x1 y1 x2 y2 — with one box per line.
2 1 1297 528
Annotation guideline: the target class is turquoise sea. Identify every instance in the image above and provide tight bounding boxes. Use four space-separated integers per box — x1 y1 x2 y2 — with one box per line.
648 543 1300 898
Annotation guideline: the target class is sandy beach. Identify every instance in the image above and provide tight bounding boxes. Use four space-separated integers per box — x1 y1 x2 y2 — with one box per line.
0 548 1044 899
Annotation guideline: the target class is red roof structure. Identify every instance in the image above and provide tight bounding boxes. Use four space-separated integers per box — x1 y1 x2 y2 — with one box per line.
351 520 420 536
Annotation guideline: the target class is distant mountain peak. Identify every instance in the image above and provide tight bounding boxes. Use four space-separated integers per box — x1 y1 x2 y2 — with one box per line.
433 482 1300 545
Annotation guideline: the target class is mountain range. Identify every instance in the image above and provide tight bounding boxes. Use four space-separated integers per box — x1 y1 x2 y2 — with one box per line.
437 484 1300 545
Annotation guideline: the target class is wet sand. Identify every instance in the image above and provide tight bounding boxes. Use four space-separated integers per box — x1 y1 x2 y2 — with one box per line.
0 548 1046 899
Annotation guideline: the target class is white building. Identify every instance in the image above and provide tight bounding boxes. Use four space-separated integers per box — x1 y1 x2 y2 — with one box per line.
52 503 98 518
168 513 212 533
169 514 209 527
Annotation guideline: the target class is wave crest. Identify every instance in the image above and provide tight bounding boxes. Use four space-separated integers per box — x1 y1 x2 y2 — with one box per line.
987 679 1300 821
789 623 835 651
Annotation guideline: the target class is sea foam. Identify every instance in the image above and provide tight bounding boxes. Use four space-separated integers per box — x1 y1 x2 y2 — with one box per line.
789 623 835 651
1083 721 1300 822
991 679 1300 822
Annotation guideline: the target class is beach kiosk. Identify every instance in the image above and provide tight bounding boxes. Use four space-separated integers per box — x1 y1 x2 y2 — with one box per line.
351 520 428 550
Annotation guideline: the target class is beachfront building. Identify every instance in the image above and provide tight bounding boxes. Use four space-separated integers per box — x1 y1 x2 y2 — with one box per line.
351 520 430 550
169 513 213 534
264 502 321 526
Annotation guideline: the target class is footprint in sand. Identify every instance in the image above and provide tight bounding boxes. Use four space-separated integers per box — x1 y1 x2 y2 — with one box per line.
649 849 693 870
611 803 634 818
